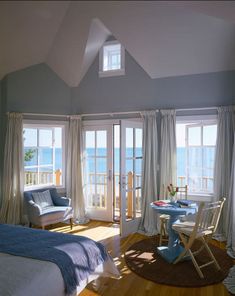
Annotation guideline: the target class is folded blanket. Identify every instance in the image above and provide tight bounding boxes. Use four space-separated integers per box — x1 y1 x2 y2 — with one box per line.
0 224 109 295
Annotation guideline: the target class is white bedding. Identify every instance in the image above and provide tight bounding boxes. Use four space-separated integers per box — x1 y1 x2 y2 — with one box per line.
0 252 119 296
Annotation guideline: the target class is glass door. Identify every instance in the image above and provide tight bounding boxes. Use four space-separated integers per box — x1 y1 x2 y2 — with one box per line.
83 125 113 221
120 120 143 237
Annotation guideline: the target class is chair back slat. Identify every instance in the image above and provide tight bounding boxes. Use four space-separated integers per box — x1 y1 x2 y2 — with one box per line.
197 198 226 233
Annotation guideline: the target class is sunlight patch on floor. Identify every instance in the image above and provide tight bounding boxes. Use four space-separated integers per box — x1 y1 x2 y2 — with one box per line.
73 226 120 241
50 223 120 241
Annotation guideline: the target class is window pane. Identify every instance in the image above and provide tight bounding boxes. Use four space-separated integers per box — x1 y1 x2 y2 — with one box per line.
103 43 121 71
97 130 107 156
39 166 53 185
24 128 37 146
54 127 62 148
85 131 95 157
39 129 52 147
96 158 107 174
188 126 201 146
135 128 142 157
23 124 64 188
203 125 217 146
25 167 38 186
126 128 133 158
176 124 186 147
24 148 37 166
39 148 53 165
177 121 217 194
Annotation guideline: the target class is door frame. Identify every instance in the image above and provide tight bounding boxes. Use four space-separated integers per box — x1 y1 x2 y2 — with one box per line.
83 122 115 221
120 119 143 237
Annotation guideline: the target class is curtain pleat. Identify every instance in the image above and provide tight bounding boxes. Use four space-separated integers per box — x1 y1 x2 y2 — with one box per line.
0 112 24 224
66 116 88 224
213 106 234 241
159 109 177 199
139 111 158 235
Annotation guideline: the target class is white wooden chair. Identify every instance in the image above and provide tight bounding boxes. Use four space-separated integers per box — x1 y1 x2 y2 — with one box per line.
159 185 188 246
172 197 226 278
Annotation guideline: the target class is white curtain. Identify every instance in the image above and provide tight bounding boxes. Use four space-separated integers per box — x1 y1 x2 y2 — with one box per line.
66 116 88 224
227 139 235 258
213 106 234 240
139 111 159 235
159 109 177 199
0 112 24 224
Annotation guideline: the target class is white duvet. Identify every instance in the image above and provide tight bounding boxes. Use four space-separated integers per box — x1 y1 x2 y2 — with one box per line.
0 252 119 296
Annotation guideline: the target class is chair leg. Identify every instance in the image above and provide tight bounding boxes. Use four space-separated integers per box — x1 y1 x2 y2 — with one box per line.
201 238 221 271
70 218 73 230
42 225 45 230
29 222 32 228
188 249 204 279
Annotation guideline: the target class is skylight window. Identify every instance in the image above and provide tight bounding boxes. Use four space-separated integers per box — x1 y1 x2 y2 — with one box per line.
99 41 125 77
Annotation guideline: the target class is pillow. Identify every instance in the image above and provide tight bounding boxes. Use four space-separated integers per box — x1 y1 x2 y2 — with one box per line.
32 190 54 209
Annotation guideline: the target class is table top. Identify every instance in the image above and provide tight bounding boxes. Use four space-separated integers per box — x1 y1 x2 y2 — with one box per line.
150 201 197 216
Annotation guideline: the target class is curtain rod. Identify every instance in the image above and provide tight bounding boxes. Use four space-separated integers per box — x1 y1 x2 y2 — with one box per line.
80 110 157 117
22 107 217 118
22 110 159 118
176 106 217 112
23 112 69 118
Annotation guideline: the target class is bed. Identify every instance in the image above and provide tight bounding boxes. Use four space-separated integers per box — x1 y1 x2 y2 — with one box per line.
0 224 119 296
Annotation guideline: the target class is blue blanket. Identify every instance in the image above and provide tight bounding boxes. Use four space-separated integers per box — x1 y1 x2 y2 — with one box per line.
0 224 108 295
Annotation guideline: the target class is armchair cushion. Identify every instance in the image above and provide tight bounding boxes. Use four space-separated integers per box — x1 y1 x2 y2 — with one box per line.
32 190 54 209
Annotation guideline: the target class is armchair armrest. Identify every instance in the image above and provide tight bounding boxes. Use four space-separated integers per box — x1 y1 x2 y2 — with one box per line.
26 200 42 217
53 196 71 207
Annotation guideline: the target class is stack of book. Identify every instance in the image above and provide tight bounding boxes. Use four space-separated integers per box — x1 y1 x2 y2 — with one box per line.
176 199 197 207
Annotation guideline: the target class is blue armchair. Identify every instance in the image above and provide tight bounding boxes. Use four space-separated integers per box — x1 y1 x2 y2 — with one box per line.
24 187 73 230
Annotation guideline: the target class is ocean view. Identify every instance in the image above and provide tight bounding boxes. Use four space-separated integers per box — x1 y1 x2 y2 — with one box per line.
24 146 215 184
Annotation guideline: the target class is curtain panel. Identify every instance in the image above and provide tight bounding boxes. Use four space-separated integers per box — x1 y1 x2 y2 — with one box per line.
159 109 177 199
139 111 159 235
66 116 88 224
227 140 235 258
0 112 24 224
213 106 235 241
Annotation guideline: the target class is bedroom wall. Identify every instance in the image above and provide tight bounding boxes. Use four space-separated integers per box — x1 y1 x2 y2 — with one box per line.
71 50 235 114
5 63 72 114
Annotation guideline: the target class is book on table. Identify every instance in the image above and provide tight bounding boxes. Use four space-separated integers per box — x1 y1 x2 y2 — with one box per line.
176 199 197 207
153 201 171 207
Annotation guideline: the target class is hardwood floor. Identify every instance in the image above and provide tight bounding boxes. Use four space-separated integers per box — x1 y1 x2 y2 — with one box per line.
50 221 234 296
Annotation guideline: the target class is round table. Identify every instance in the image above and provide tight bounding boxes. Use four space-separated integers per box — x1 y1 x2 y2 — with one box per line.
151 201 197 263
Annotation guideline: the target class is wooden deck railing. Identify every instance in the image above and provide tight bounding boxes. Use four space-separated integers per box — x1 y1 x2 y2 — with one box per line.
24 169 62 187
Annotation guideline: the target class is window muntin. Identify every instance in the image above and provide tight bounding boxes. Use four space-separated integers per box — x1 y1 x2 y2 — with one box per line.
23 123 65 189
176 121 217 195
99 41 125 77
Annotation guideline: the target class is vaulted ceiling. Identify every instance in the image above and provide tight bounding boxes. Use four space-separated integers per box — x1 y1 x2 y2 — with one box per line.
1 1 235 87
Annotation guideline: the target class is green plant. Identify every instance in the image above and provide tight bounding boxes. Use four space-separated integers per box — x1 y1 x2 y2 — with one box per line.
24 149 36 162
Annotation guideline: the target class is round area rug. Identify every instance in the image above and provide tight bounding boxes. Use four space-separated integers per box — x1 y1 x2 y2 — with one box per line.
124 237 233 287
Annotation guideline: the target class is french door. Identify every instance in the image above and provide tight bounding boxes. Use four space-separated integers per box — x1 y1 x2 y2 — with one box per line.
120 120 143 237
83 125 113 221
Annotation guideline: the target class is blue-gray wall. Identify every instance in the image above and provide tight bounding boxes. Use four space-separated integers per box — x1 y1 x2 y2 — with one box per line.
71 50 235 114
6 63 72 114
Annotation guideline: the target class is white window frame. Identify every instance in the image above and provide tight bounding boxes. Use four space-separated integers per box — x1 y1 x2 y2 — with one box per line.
23 120 67 191
176 114 217 202
99 40 125 78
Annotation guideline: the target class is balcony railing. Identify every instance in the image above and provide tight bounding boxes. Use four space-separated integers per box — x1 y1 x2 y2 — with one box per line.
24 169 62 187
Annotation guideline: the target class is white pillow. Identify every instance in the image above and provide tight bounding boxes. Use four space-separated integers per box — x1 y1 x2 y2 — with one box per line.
32 190 54 209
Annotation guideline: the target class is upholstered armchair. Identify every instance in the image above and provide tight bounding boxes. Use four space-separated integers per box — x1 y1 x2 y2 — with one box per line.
24 187 73 230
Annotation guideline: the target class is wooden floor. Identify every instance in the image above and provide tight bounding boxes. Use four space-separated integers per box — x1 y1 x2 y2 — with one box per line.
50 221 234 296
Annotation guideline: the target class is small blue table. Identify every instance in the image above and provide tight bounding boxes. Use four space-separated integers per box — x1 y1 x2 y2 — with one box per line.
151 201 197 263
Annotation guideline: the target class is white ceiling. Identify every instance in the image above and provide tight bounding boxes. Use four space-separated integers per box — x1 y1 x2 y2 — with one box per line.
1 1 235 86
